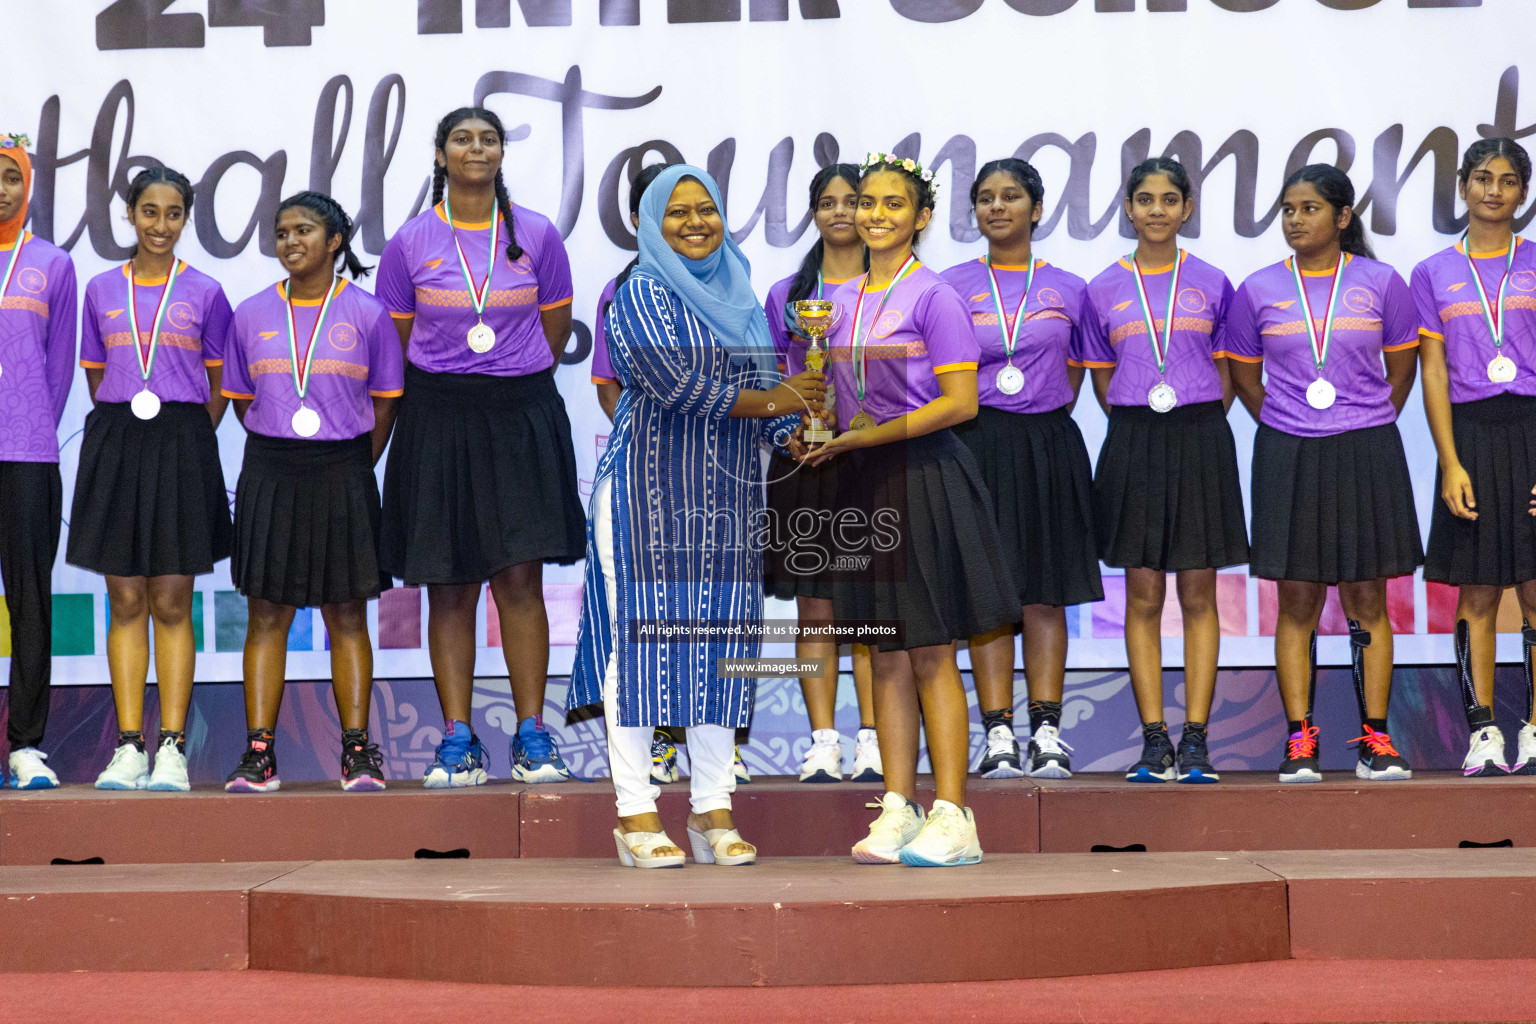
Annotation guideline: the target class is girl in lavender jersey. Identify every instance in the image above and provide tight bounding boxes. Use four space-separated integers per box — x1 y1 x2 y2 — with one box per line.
377 107 585 789
1414 138 1536 776
1081 158 1247 786
808 154 1017 867
221 193 402 793
763 164 879 786
70 167 233 793
0 131 76 791
1223 164 1422 784
942 158 1101 783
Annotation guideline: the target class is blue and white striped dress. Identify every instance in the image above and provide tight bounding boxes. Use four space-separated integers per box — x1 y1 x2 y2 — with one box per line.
568 271 797 728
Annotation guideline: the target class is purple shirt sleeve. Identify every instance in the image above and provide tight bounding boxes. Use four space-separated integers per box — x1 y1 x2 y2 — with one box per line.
1077 287 1115 365
1215 281 1263 361
366 304 405 396
79 284 104 366
922 282 981 371
1210 275 1236 354
534 218 573 309
202 284 233 364
591 276 617 383
1380 269 1419 351
222 311 255 398
1067 280 1088 364
1409 262 1442 340
374 233 415 316
46 258 78 424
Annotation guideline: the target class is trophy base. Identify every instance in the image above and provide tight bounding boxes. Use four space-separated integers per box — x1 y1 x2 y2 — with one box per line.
803 428 833 445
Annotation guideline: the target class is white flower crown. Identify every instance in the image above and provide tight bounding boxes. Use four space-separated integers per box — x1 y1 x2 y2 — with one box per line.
860 151 940 203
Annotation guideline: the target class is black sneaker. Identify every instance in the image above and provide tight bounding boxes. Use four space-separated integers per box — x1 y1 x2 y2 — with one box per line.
1353 725 1412 781
978 724 1026 779
1125 727 1175 782
1176 727 1219 784
1278 724 1322 783
225 732 279 793
341 730 386 792
1026 723 1072 779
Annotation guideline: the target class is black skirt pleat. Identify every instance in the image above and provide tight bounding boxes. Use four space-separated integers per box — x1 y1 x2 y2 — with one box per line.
1250 422 1424 584
380 365 586 585
1424 393 1536 586
232 433 390 607
66 401 231 578
1093 400 1250 572
955 404 1104 608
763 453 841 601
830 429 1019 652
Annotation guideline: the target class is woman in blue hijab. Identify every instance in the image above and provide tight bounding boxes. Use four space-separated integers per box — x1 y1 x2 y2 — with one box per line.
569 166 825 867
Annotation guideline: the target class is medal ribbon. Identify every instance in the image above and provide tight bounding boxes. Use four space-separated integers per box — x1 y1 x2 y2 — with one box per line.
849 254 918 404
0 232 27 301
1462 234 1520 349
444 193 499 322
125 258 183 385
1289 254 1347 375
985 255 1036 364
1129 250 1182 376
284 274 341 402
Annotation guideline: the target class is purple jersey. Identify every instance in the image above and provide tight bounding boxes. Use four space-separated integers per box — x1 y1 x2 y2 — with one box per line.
1078 252 1232 408
1217 255 1418 438
80 262 231 405
592 274 618 384
764 271 858 377
940 257 1088 414
375 202 573 377
0 233 77 463
1411 238 1536 404
825 264 979 431
222 280 404 441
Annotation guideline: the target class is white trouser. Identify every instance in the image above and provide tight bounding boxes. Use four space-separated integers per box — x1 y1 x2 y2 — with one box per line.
594 476 736 819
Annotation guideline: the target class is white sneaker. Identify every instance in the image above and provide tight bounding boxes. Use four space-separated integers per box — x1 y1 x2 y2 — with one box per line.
147 739 191 792
899 799 983 867
977 723 1025 779
94 743 149 791
9 747 60 790
850 727 883 782
798 729 844 783
1511 723 1536 775
852 791 925 864
1463 725 1507 777
732 746 751 784
1027 723 1074 779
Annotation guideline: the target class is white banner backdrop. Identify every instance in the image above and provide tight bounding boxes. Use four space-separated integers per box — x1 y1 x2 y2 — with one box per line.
5 0 1533 683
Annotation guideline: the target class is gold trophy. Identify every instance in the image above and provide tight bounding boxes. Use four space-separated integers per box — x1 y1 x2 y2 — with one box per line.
793 299 838 445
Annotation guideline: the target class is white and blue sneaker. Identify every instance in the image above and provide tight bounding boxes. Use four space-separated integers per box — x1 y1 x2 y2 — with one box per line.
423 720 489 788
95 743 150 790
9 747 60 790
510 715 572 783
898 800 983 867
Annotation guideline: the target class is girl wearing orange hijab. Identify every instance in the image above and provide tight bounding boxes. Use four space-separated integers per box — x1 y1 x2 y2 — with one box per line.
0 132 78 789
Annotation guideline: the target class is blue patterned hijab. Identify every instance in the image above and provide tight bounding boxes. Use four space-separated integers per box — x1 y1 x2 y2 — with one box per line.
636 164 777 380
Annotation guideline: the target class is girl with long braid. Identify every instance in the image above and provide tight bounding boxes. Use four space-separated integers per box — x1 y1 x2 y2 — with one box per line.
377 108 585 787
71 166 234 792
221 192 402 792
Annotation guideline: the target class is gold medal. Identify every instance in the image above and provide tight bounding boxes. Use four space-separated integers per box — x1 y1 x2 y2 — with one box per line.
848 411 876 431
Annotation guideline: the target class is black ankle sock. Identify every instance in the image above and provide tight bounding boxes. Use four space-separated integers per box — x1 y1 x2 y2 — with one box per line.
1363 717 1388 735
981 708 1014 733
1287 719 1311 735
1027 700 1062 733
157 729 185 753
118 730 145 752
1181 721 1208 740
341 728 369 748
247 728 274 749
1468 705 1495 730
1142 720 1169 739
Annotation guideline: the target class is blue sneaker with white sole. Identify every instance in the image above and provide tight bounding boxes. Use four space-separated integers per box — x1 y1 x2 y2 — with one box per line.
423 720 489 789
511 715 572 783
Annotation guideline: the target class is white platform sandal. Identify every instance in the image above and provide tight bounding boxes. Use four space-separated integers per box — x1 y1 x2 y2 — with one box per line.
686 823 757 866
613 829 686 868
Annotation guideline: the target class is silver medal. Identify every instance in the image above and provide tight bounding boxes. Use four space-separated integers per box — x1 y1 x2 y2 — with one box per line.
1489 355 1518 383
130 389 162 420
291 405 322 438
1147 381 1177 414
467 321 496 354
1306 378 1336 410
996 364 1025 395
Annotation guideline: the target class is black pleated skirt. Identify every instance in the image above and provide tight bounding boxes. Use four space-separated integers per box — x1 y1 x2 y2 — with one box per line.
66 400 231 578
1093 400 1250 572
830 429 1020 652
763 453 841 601
233 433 390 607
380 365 586 585
1425 393 1536 586
1251 422 1424 584
954 404 1103 608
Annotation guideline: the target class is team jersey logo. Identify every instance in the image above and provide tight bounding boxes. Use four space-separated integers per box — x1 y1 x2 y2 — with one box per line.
1038 288 1066 309
1513 270 1536 292
872 310 903 339
1177 288 1207 314
259 331 279 341
1272 300 1296 310
168 302 196 331
1112 299 1134 313
105 308 125 319
328 322 360 351
423 258 444 270
1445 282 1466 293
1343 287 1374 313
17 267 45 293
971 291 991 303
